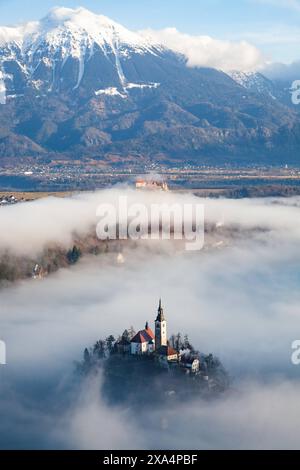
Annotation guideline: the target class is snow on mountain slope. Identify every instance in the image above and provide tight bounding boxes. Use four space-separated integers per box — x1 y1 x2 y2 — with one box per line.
0 69 6 104
95 87 127 98
0 7 161 56
228 70 277 99
0 7 164 93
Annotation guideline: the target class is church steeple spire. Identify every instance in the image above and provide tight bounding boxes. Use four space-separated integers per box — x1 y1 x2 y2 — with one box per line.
156 298 165 322
155 298 167 350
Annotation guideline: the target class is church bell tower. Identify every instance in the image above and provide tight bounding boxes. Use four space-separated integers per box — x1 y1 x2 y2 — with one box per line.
155 299 167 350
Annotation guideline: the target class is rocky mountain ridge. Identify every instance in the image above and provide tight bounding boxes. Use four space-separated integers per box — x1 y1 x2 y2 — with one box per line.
0 7 299 166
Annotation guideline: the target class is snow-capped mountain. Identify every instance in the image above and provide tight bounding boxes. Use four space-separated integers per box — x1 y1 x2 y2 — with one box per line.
0 7 165 95
227 70 278 99
0 7 299 166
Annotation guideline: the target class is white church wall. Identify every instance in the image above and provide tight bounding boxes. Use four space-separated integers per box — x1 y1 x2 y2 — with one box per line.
131 343 140 355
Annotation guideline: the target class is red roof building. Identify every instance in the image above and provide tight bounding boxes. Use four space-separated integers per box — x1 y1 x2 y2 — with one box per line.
129 301 178 362
130 323 155 355
156 345 178 362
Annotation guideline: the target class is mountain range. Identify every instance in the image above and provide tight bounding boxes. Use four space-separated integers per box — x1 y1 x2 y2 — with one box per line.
0 7 299 167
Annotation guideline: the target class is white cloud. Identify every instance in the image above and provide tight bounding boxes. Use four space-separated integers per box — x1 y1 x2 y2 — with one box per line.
140 27 265 72
2 189 300 258
65 373 145 449
143 380 300 449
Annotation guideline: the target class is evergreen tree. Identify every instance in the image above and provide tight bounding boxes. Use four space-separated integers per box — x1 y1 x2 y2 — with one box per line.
121 329 130 341
183 334 194 351
93 340 106 359
106 335 115 353
67 245 82 264
169 334 176 349
128 326 136 340
205 354 221 371
176 332 183 351
83 347 91 366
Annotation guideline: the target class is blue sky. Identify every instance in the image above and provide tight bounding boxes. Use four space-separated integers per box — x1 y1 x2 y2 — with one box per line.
0 0 299 63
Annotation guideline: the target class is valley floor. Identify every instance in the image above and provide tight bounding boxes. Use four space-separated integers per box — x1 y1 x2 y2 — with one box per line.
1 165 300 198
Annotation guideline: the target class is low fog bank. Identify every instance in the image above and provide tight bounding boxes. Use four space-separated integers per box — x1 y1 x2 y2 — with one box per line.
1 371 300 450
1 189 300 449
1 189 300 257
2 240 300 376
55 375 300 449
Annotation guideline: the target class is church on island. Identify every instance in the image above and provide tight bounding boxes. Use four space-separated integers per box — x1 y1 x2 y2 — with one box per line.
116 299 200 372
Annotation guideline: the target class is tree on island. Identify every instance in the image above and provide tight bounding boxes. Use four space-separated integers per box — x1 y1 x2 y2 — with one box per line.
169 333 194 352
183 334 194 352
128 326 136 340
105 335 115 354
205 353 221 371
67 245 82 264
93 340 106 359
175 332 183 351
84 348 90 364
120 329 130 341
76 347 92 373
